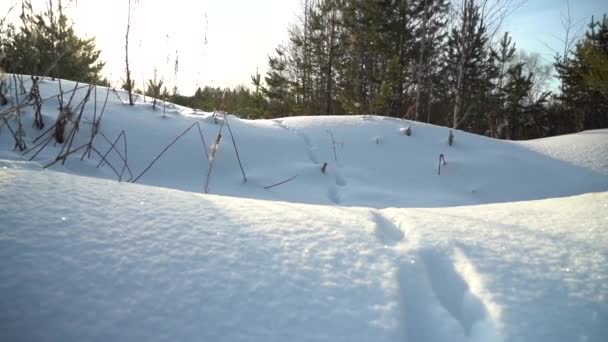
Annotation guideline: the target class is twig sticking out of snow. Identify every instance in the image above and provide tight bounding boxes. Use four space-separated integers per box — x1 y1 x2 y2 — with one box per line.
53 107 73 144
1 116 25 151
26 134 53 161
196 121 209 160
223 112 247 183
0 80 8 106
16 74 27 95
327 130 338 162
43 143 88 169
400 126 412 136
132 121 208 184
204 119 225 194
60 85 94 165
30 76 44 130
264 174 298 189
0 84 90 120
449 130 454 146
83 85 111 160
52 81 83 144
438 154 447 175
11 74 26 151
321 162 328 174
66 82 80 109
95 130 133 182
209 133 221 161
111 88 129 105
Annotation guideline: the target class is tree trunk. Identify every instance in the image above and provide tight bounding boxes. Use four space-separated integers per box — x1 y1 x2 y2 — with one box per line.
453 0 470 129
125 0 134 106
415 0 429 122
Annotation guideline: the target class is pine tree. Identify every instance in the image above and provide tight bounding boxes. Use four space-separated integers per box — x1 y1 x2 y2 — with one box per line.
445 0 496 133
556 14 608 131
490 32 517 138
501 63 533 139
146 71 163 110
0 0 104 83
263 47 292 115
250 69 267 118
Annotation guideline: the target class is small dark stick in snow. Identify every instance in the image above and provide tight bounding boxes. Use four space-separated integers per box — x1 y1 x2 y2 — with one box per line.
321 162 328 174
0 80 8 106
223 113 247 183
438 154 447 175
448 130 454 146
209 133 221 161
204 120 225 193
327 130 338 162
31 76 44 130
400 126 412 136
264 174 298 189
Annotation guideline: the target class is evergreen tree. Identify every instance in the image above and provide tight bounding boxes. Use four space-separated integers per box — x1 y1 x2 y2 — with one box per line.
0 0 104 83
556 14 608 132
146 71 163 110
445 0 496 133
263 47 292 115
250 69 267 118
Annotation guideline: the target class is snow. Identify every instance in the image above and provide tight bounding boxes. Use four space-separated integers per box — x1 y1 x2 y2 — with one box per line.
1 77 607 341
1 78 606 208
1 167 606 342
518 130 608 176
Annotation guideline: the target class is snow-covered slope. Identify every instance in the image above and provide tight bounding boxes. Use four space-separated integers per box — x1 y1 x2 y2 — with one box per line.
1 78 606 208
1 77 607 342
518 130 608 176
0 166 606 342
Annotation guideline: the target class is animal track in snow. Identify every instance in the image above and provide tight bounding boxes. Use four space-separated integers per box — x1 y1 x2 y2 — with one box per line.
334 170 347 187
398 247 501 342
371 211 405 246
328 184 341 204
273 119 319 164
274 120 350 206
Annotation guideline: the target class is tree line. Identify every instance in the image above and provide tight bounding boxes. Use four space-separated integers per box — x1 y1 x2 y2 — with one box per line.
1 0 606 140
254 0 607 139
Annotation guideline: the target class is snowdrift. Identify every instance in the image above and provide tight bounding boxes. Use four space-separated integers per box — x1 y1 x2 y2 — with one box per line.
0 166 606 342
1 76 607 342
0 77 606 208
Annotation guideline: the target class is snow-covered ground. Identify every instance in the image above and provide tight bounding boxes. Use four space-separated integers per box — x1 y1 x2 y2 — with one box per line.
1 77 607 341
1 78 606 208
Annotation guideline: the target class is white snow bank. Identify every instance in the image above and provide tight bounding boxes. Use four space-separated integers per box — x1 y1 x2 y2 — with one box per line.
1 166 606 342
518 129 608 176
1 77 606 209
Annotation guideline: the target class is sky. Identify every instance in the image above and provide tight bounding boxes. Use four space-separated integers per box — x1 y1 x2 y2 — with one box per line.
1 0 606 95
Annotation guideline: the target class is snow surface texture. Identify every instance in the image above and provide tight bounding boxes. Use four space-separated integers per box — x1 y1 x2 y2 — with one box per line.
0 78 606 208
0 167 607 342
1 77 608 341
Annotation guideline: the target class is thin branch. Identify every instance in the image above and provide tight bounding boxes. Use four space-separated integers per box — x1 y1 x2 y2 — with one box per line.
327 130 338 162
43 143 88 169
223 113 247 183
264 175 298 189
95 131 133 181
0 84 90 119
204 119 225 194
131 121 200 184
196 121 209 160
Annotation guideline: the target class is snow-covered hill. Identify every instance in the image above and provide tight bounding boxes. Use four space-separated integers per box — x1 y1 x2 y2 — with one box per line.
0 78 606 208
0 167 606 342
1 77 607 342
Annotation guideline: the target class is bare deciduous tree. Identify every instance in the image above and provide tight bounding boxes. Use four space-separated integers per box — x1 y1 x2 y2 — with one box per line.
124 0 136 106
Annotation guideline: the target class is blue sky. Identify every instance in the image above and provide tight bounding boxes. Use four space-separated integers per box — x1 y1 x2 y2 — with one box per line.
504 0 607 64
1 0 606 95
